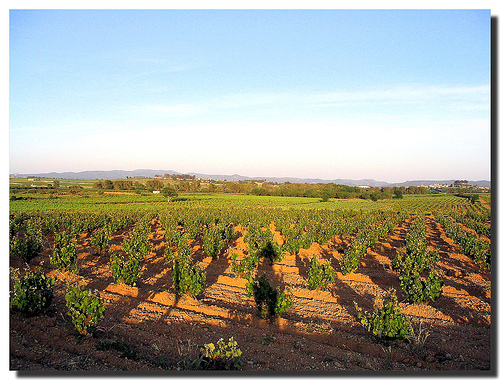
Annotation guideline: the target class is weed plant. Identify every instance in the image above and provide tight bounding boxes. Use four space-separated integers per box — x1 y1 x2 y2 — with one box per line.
200 337 243 370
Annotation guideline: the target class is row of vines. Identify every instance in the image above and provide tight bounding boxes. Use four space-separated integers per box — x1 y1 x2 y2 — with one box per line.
10 194 491 346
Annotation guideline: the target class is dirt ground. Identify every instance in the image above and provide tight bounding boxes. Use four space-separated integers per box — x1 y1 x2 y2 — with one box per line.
9 215 491 372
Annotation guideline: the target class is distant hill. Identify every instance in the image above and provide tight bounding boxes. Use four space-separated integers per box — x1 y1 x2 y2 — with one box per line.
11 169 178 180
392 180 491 188
10 169 491 188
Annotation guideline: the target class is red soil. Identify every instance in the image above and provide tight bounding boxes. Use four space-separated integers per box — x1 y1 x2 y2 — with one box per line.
10 216 491 372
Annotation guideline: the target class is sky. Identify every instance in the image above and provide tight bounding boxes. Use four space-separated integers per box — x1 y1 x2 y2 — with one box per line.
9 7 492 183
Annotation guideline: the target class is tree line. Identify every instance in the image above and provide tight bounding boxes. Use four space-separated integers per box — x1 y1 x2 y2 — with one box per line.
91 179 430 201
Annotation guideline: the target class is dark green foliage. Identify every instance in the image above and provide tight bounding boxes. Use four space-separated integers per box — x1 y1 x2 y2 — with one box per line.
394 189 403 199
10 217 45 263
50 231 78 272
392 214 444 303
307 255 336 290
90 226 111 255
399 269 444 304
10 235 43 263
9 215 25 240
354 289 413 340
171 237 206 296
391 247 440 275
10 267 55 316
230 251 259 280
245 274 292 320
109 252 142 286
259 240 283 264
109 220 151 286
172 251 206 297
244 224 283 263
161 186 178 201
65 284 106 335
320 190 330 203
202 223 234 259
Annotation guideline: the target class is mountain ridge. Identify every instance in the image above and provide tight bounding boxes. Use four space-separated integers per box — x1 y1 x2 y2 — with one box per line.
10 169 491 188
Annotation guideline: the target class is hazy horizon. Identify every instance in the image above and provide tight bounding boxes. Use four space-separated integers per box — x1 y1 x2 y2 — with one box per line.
10 9 491 183
8 167 491 185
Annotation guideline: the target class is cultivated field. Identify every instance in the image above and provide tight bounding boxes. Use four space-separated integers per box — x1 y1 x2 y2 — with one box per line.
9 191 491 372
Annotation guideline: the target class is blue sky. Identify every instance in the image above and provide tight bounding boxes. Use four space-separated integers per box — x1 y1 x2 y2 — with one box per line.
9 9 491 182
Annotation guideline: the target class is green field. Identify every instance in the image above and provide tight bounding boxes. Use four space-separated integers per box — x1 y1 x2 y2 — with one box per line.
8 189 488 214
9 179 491 371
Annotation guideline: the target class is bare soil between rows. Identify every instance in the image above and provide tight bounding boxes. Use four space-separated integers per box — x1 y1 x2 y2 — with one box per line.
10 215 491 372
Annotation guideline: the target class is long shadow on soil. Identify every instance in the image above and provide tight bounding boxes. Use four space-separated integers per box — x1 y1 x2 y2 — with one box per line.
333 279 376 318
431 293 490 326
85 220 176 326
197 233 240 290
438 259 491 300
426 216 491 298
106 226 239 324
324 252 377 318
294 253 310 280
356 250 401 292
428 216 491 282
293 243 338 283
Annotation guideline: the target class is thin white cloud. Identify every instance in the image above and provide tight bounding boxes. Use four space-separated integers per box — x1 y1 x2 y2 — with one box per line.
130 91 288 118
306 84 490 107
131 84 489 121
136 104 201 117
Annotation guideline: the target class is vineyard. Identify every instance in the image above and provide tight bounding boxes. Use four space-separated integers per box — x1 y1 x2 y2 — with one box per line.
9 192 491 371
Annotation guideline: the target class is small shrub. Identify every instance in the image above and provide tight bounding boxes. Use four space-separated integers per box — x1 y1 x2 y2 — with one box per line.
202 224 226 259
399 269 443 304
109 252 142 287
201 337 243 370
246 274 292 320
245 225 284 263
163 226 182 261
307 255 336 290
90 226 111 255
259 240 284 264
230 251 259 280
393 246 439 273
10 235 43 263
222 225 236 244
122 227 151 260
354 289 413 340
172 257 206 297
10 267 55 316
65 284 106 335
340 245 361 275
50 231 78 272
